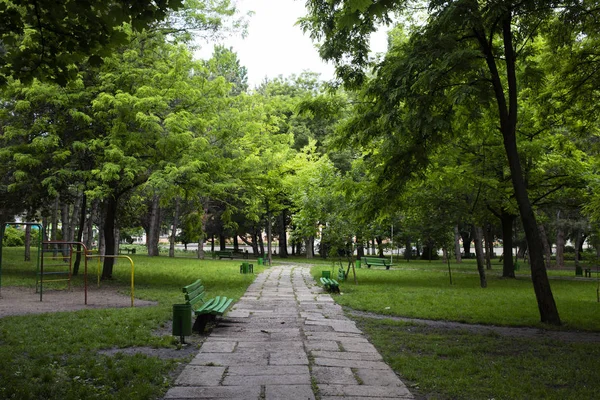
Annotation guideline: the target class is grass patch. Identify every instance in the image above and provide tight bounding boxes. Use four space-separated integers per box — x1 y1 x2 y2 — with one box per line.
312 259 600 399
356 317 600 400
0 247 264 399
313 260 600 331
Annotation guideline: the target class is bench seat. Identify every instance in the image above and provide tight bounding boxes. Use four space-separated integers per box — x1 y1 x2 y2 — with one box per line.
362 257 393 270
183 279 233 332
320 277 340 293
215 250 234 259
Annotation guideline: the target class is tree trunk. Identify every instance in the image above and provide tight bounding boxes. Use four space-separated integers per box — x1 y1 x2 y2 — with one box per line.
454 225 462 263
278 209 288 258
555 225 565 268
460 229 472 258
258 229 265 256
500 210 515 278
484 224 493 270
574 231 583 276
479 16 560 324
169 197 180 258
219 234 226 251
73 193 87 275
147 194 160 256
538 223 552 268
266 213 272 265
306 236 314 259
405 239 411 262
60 201 70 256
101 196 118 279
198 200 209 259
24 224 31 261
473 226 487 288
356 236 364 258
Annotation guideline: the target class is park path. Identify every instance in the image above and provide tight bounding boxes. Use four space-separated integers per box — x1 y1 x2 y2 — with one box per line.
164 264 414 400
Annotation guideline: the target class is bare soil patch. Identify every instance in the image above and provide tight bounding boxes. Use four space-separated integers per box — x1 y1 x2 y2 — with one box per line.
0 285 157 318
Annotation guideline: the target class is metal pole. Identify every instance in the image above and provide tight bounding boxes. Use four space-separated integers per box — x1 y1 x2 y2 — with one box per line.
391 224 394 265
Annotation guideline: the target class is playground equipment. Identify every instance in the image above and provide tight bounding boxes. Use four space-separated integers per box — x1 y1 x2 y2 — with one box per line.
88 254 136 307
40 240 89 304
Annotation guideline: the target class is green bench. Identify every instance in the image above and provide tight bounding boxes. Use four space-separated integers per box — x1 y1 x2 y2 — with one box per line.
215 250 234 259
362 257 393 270
338 267 346 281
182 279 233 332
320 277 340 293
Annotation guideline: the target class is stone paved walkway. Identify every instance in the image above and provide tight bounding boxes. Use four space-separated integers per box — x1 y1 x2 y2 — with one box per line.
165 264 414 399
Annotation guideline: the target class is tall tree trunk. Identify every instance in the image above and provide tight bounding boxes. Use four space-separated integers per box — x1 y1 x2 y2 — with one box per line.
484 224 493 270
574 231 583 276
197 199 208 259
405 239 411 262
51 197 59 254
278 209 288 258
454 225 462 263
147 194 160 256
219 234 226 251
555 225 565 268
101 196 118 279
169 197 180 258
306 236 314 259
73 193 87 275
266 212 272 265
356 236 364 258
376 236 384 257
473 226 487 288
460 229 472 258
258 229 264 256
500 210 515 278
480 15 560 324
538 223 552 269
24 224 31 261
60 201 70 256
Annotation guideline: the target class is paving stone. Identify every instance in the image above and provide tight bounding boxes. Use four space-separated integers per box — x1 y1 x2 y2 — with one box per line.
341 342 380 353
313 357 391 370
311 350 382 361
164 385 261 399
199 341 236 353
304 340 341 351
190 351 268 366
174 366 226 386
222 372 310 386
270 350 309 365
318 384 414 398
356 367 408 387
312 366 357 385
228 365 309 376
266 384 315 400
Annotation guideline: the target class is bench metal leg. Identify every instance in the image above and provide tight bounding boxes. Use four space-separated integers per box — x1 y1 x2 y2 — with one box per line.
193 314 214 332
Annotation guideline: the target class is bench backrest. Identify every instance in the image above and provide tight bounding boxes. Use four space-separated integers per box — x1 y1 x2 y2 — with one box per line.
182 279 206 309
363 257 385 262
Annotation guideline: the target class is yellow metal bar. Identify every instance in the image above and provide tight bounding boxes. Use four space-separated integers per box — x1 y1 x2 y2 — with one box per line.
87 255 135 307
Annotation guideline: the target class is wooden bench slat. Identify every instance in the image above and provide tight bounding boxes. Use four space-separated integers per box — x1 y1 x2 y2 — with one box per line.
182 279 203 293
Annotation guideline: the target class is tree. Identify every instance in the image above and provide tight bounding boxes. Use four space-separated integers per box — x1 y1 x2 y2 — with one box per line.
300 0 600 325
0 0 184 85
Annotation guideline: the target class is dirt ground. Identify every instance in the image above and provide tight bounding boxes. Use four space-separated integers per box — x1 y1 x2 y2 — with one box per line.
0 285 157 318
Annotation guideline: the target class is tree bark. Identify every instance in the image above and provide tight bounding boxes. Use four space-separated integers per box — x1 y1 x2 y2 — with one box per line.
477 15 560 324
484 223 493 270
500 210 516 278
147 194 160 256
473 226 487 288
24 224 31 261
169 197 180 258
101 196 118 279
555 225 565 268
454 225 462 263
73 192 87 275
538 223 552 268
306 236 314 259
278 209 288 258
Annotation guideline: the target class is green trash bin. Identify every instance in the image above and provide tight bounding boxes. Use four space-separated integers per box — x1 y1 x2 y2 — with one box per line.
257 257 263 265
172 304 192 343
356 259 361 269
322 270 331 279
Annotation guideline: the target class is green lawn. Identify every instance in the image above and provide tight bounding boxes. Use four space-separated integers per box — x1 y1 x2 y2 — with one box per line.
312 259 600 400
0 247 264 400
